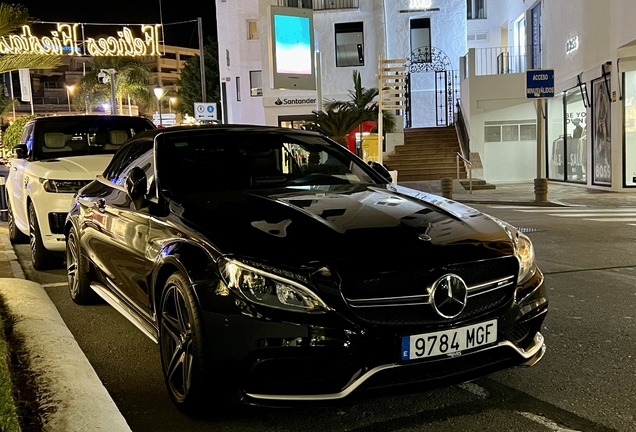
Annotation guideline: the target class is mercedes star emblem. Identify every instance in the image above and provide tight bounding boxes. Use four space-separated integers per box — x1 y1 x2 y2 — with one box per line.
430 274 468 318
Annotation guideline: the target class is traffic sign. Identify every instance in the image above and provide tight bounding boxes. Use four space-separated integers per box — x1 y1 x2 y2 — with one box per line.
526 69 555 98
194 102 217 121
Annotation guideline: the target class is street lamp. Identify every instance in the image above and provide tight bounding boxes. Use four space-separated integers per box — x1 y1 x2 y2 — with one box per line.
169 97 176 113
66 85 74 113
154 84 165 127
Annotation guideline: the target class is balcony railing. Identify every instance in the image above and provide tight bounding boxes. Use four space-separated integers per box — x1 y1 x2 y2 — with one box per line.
473 45 534 76
277 0 359 11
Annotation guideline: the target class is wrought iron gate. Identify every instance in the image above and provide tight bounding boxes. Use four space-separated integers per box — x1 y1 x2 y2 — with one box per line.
405 47 459 128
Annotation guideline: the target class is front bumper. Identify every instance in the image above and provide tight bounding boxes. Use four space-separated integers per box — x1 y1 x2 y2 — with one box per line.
245 332 545 402
30 191 75 252
197 269 548 404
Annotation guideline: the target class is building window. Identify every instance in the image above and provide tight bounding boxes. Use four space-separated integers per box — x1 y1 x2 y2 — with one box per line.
250 71 262 97
467 0 486 20
248 20 258 40
226 49 230 67
410 18 431 56
335 22 364 67
236 77 241 101
484 120 536 142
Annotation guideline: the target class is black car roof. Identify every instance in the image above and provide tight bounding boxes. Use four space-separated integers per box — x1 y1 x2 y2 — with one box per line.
131 124 323 140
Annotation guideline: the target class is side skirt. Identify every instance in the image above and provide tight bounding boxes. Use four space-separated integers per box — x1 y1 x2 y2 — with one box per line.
90 283 159 343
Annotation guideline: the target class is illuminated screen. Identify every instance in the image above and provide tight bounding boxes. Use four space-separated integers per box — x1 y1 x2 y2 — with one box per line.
274 15 312 75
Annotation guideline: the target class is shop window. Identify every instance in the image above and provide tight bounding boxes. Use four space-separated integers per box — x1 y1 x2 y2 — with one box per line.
250 71 262 97
335 22 364 67
248 21 259 40
592 78 611 185
410 18 431 57
467 0 486 20
625 72 636 186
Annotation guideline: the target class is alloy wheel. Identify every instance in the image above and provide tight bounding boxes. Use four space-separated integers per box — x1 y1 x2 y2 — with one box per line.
28 205 37 262
66 232 79 298
160 283 194 402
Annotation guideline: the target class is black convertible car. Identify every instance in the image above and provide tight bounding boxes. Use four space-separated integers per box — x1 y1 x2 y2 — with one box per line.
65 125 548 411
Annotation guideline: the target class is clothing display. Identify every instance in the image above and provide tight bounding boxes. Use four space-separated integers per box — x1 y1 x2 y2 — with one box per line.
552 135 565 175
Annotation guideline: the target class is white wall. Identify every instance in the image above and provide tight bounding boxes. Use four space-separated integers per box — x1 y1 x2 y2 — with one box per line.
474 103 538 183
216 0 266 125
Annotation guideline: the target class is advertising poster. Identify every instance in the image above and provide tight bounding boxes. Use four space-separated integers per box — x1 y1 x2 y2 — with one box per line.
593 79 611 185
274 15 312 75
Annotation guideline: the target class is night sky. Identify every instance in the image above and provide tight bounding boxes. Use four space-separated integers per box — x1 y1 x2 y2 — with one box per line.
14 0 217 49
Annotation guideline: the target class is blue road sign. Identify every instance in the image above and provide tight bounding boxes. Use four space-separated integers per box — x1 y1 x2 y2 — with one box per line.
526 69 555 98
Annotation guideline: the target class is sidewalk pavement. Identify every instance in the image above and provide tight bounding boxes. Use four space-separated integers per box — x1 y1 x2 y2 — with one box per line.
0 180 635 431
0 226 132 432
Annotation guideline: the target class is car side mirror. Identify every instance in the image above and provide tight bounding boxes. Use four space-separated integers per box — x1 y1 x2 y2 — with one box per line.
126 167 147 200
12 144 27 159
368 161 393 183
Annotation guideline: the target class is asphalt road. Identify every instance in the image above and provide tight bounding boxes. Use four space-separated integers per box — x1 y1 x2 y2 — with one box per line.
11 202 636 432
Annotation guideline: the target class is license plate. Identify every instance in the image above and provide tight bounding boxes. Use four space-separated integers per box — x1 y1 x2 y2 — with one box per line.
401 319 497 361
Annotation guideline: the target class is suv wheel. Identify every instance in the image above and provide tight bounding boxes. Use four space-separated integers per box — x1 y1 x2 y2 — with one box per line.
28 204 57 270
7 192 28 244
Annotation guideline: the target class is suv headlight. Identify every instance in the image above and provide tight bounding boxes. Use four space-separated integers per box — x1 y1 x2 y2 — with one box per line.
41 179 91 193
487 216 537 284
218 258 329 313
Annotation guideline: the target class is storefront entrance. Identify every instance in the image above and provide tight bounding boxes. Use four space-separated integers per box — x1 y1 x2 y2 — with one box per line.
546 86 589 184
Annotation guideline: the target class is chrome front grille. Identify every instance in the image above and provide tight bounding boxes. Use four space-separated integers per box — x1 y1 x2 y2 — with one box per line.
340 257 519 326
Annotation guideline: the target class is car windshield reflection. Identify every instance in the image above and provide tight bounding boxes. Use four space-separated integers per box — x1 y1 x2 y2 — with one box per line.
156 132 378 195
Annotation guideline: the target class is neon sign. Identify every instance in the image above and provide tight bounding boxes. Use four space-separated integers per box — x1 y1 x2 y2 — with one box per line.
0 23 162 57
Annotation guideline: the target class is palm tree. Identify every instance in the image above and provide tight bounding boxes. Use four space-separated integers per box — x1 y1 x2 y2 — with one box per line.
305 70 397 148
305 105 375 147
74 57 152 114
324 70 396 133
0 4 61 72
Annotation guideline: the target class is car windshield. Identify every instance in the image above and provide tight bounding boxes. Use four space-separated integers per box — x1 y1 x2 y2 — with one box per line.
32 117 154 160
156 131 379 195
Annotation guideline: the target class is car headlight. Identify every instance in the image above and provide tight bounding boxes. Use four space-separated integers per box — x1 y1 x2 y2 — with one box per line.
487 216 537 284
41 179 91 193
218 258 329 313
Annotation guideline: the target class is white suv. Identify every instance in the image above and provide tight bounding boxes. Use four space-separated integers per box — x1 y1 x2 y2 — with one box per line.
6 115 155 269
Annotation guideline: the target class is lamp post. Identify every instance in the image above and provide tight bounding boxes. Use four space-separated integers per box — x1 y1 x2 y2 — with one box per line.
169 97 176 113
66 85 74 113
154 84 165 127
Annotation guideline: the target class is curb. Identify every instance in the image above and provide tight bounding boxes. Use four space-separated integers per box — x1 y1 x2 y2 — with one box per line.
0 233 132 432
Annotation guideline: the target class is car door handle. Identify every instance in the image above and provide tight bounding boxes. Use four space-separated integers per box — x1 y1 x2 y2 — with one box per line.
97 198 106 213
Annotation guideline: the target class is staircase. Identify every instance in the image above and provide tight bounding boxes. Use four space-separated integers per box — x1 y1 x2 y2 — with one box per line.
384 126 466 181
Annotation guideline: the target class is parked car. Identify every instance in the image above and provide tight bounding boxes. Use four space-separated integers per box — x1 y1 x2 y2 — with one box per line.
65 125 548 411
6 115 155 269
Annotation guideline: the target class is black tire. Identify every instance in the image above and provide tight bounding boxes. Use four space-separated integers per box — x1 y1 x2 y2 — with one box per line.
6 193 28 244
28 203 58 270
159 272 210 412
66 226 97 305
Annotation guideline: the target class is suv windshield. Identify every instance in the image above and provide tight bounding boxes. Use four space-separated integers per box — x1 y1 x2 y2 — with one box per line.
156 131 380 195
31 116 154 160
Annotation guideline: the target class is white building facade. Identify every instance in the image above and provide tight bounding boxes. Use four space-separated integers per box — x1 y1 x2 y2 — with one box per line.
217 0 636 191
216 0 467 129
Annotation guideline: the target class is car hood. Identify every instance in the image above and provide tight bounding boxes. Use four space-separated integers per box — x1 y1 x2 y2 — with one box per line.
171 184 516 271
28 155 113 179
